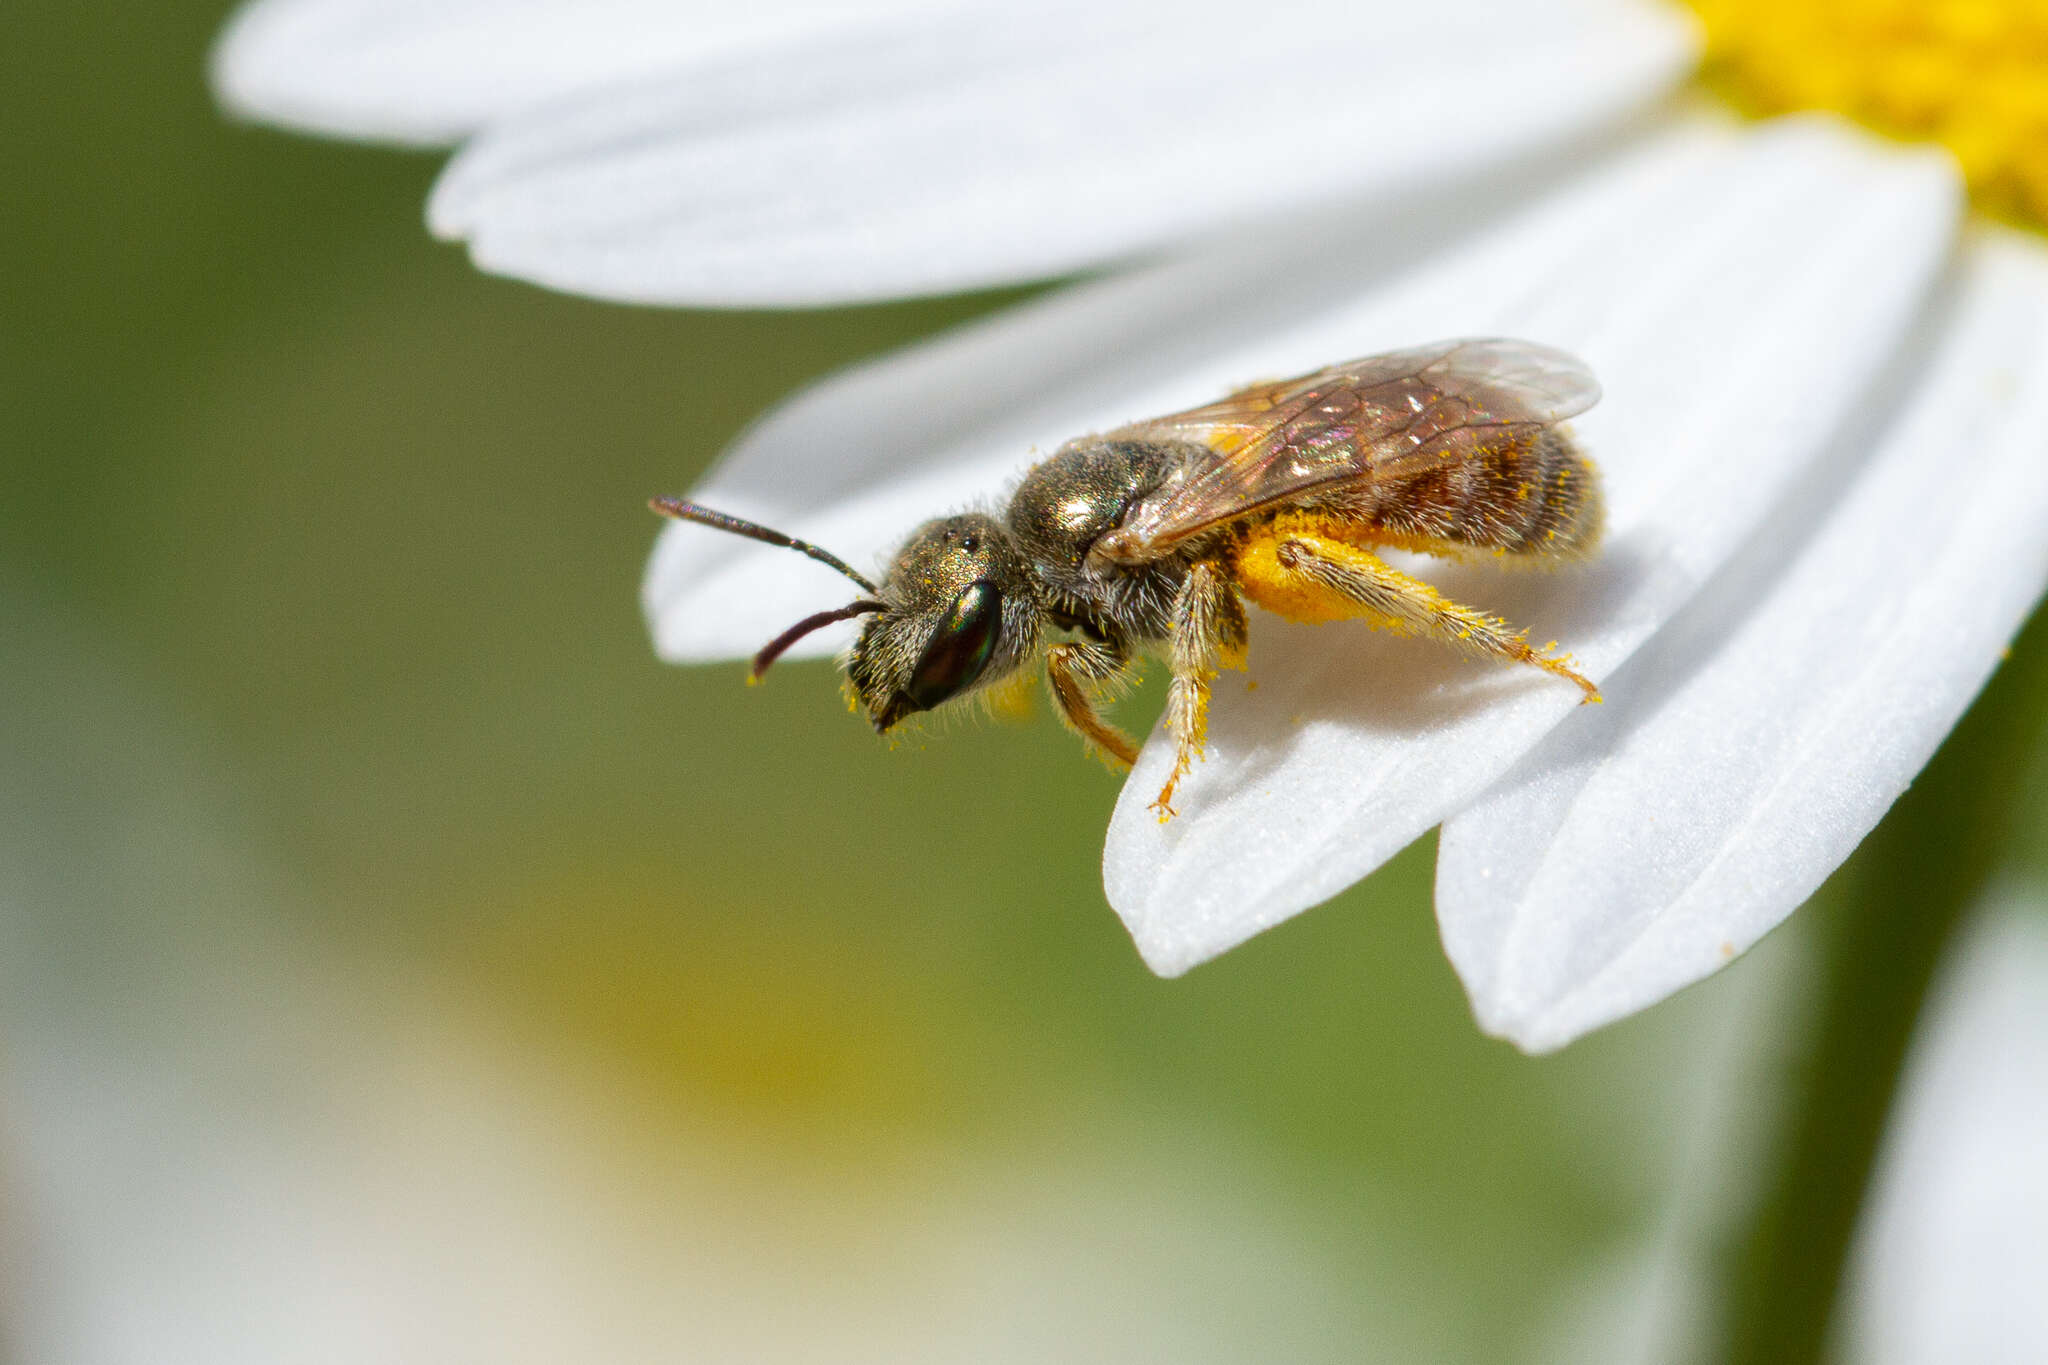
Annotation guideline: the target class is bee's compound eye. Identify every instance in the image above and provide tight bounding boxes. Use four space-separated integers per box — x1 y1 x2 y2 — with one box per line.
903 580 1003 711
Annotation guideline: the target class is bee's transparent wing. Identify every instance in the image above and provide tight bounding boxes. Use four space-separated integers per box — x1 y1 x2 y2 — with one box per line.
1103 338 1600 558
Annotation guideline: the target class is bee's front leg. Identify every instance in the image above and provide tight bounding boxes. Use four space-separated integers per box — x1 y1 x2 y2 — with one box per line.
1152 561 1248 821
1046 639 1138 770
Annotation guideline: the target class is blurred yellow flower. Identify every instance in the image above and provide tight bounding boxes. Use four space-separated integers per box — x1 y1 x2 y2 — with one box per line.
1691 0 2048 225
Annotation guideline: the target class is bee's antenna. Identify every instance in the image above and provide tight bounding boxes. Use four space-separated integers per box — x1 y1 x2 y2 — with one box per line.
650 497 879 594
751 600 885 681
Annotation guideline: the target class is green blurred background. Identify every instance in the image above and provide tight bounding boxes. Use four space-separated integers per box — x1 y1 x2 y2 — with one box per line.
11 4 2042 1361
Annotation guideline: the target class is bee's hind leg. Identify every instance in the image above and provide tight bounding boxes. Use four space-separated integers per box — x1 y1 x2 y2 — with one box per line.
1152 560 1249 820
1238 520 1599 700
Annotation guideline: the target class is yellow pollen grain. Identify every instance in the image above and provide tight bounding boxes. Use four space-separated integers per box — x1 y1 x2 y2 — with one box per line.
1685 0 2048 228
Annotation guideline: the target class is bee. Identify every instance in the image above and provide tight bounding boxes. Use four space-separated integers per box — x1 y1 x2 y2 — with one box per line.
653 338 1604 817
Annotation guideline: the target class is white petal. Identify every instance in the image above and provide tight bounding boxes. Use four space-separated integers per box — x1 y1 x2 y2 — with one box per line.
1436 229 2048 1051
643 108 1746 663
639 243 1252 663
1846 893 2048 1365
212 0 943 145
428 0 1695 305
644 122 1656 663
1104 116 1961 977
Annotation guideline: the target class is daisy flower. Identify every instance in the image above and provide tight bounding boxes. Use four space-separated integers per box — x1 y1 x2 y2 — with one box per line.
213 0 2048 1057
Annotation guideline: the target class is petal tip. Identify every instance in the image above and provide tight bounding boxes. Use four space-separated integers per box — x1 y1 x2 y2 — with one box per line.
1467 996 1574 1055
207 2 276 124
1130 936 1199 980
425 152 482 239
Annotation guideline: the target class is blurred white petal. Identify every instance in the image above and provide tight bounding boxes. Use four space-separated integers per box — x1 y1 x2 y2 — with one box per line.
1528 907 1813 1365
1104 117 1960 977
426 0 1694 305
1846 891 2048 1365
1435 229 2048 1052
211 0 946 145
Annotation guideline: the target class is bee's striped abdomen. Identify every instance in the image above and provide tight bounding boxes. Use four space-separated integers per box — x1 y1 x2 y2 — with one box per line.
1365 427 1602 559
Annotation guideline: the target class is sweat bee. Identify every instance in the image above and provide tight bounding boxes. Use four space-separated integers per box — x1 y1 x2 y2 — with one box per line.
654 338 1604 817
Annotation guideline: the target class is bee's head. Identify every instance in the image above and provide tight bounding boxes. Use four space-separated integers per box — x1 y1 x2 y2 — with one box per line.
648 499 1040 734
847 514 1040 732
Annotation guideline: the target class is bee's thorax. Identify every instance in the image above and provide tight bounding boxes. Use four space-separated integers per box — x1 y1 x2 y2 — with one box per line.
1005 438 1208 646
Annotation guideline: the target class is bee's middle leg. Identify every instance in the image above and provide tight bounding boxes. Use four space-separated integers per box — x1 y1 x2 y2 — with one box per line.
1153 560 1249 820
1239 522 1599 700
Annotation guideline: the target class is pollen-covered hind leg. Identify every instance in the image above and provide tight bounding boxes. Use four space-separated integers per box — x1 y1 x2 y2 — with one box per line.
1234 520 1600 701
1152 561 1247 820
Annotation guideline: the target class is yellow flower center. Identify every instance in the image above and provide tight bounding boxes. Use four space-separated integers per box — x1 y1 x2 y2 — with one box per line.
1684 0 2048 227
